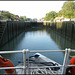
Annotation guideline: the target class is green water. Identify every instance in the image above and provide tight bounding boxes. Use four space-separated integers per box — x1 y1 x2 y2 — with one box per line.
0 27 75 73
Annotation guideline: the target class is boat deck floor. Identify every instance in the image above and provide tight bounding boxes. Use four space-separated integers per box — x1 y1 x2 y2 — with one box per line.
16 62 62 74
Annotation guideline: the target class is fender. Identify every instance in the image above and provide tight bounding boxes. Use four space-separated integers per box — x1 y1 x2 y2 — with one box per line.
0 57 15 74
69 57 75 74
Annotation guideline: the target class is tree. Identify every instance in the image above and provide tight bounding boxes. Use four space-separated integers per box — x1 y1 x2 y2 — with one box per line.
25 18 32 21
33 18 37 21
61 1 75 18
1 12 11 18
19 16 26 20
45 11 57 21
1 11 19 20
58 10 62 17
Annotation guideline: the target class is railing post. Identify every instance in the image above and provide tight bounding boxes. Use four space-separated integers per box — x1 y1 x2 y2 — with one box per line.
23 49 26 74
23 49 29 74
26 49 29 74
62 48 71 74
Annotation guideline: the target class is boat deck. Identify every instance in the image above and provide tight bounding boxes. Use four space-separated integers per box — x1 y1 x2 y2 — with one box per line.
16 62 62 74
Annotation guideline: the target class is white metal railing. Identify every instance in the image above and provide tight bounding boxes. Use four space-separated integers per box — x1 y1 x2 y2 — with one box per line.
0 48 75 74
0 49 27 74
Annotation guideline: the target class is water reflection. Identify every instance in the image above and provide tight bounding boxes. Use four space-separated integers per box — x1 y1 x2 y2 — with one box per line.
46 28 75 50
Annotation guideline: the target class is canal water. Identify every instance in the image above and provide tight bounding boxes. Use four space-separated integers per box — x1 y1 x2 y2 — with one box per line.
0 27 75 73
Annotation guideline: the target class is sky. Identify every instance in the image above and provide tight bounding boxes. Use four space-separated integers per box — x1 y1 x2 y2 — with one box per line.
0 1 66 20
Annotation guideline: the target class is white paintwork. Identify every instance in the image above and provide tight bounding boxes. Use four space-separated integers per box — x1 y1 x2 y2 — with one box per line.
33 53 60 65
16 53 62 74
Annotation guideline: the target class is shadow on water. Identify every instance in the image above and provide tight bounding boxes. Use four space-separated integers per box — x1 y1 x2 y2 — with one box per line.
0 27 75 73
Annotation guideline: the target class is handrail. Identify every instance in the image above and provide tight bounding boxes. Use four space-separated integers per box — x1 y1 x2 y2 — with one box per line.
1 49 75 53
0 48 75 74
0 50 65 53
30 50 65 52
70 50 75 52
0 50 23 54
0 66 24 70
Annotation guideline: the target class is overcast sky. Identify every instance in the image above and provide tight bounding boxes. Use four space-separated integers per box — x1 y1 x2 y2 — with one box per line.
0 1 66 19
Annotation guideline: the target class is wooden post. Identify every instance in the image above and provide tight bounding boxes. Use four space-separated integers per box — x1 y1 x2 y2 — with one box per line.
71 22 74 43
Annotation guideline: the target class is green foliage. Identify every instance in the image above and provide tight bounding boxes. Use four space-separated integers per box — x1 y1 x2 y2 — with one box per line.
44 1 75 20
25 18 32 21
1 11 19 20
58 10 62 17
19 16 26 20
1 12 11 18
45 11 57 21
58 1 75 18
33 18 37 21
0 15 4 19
